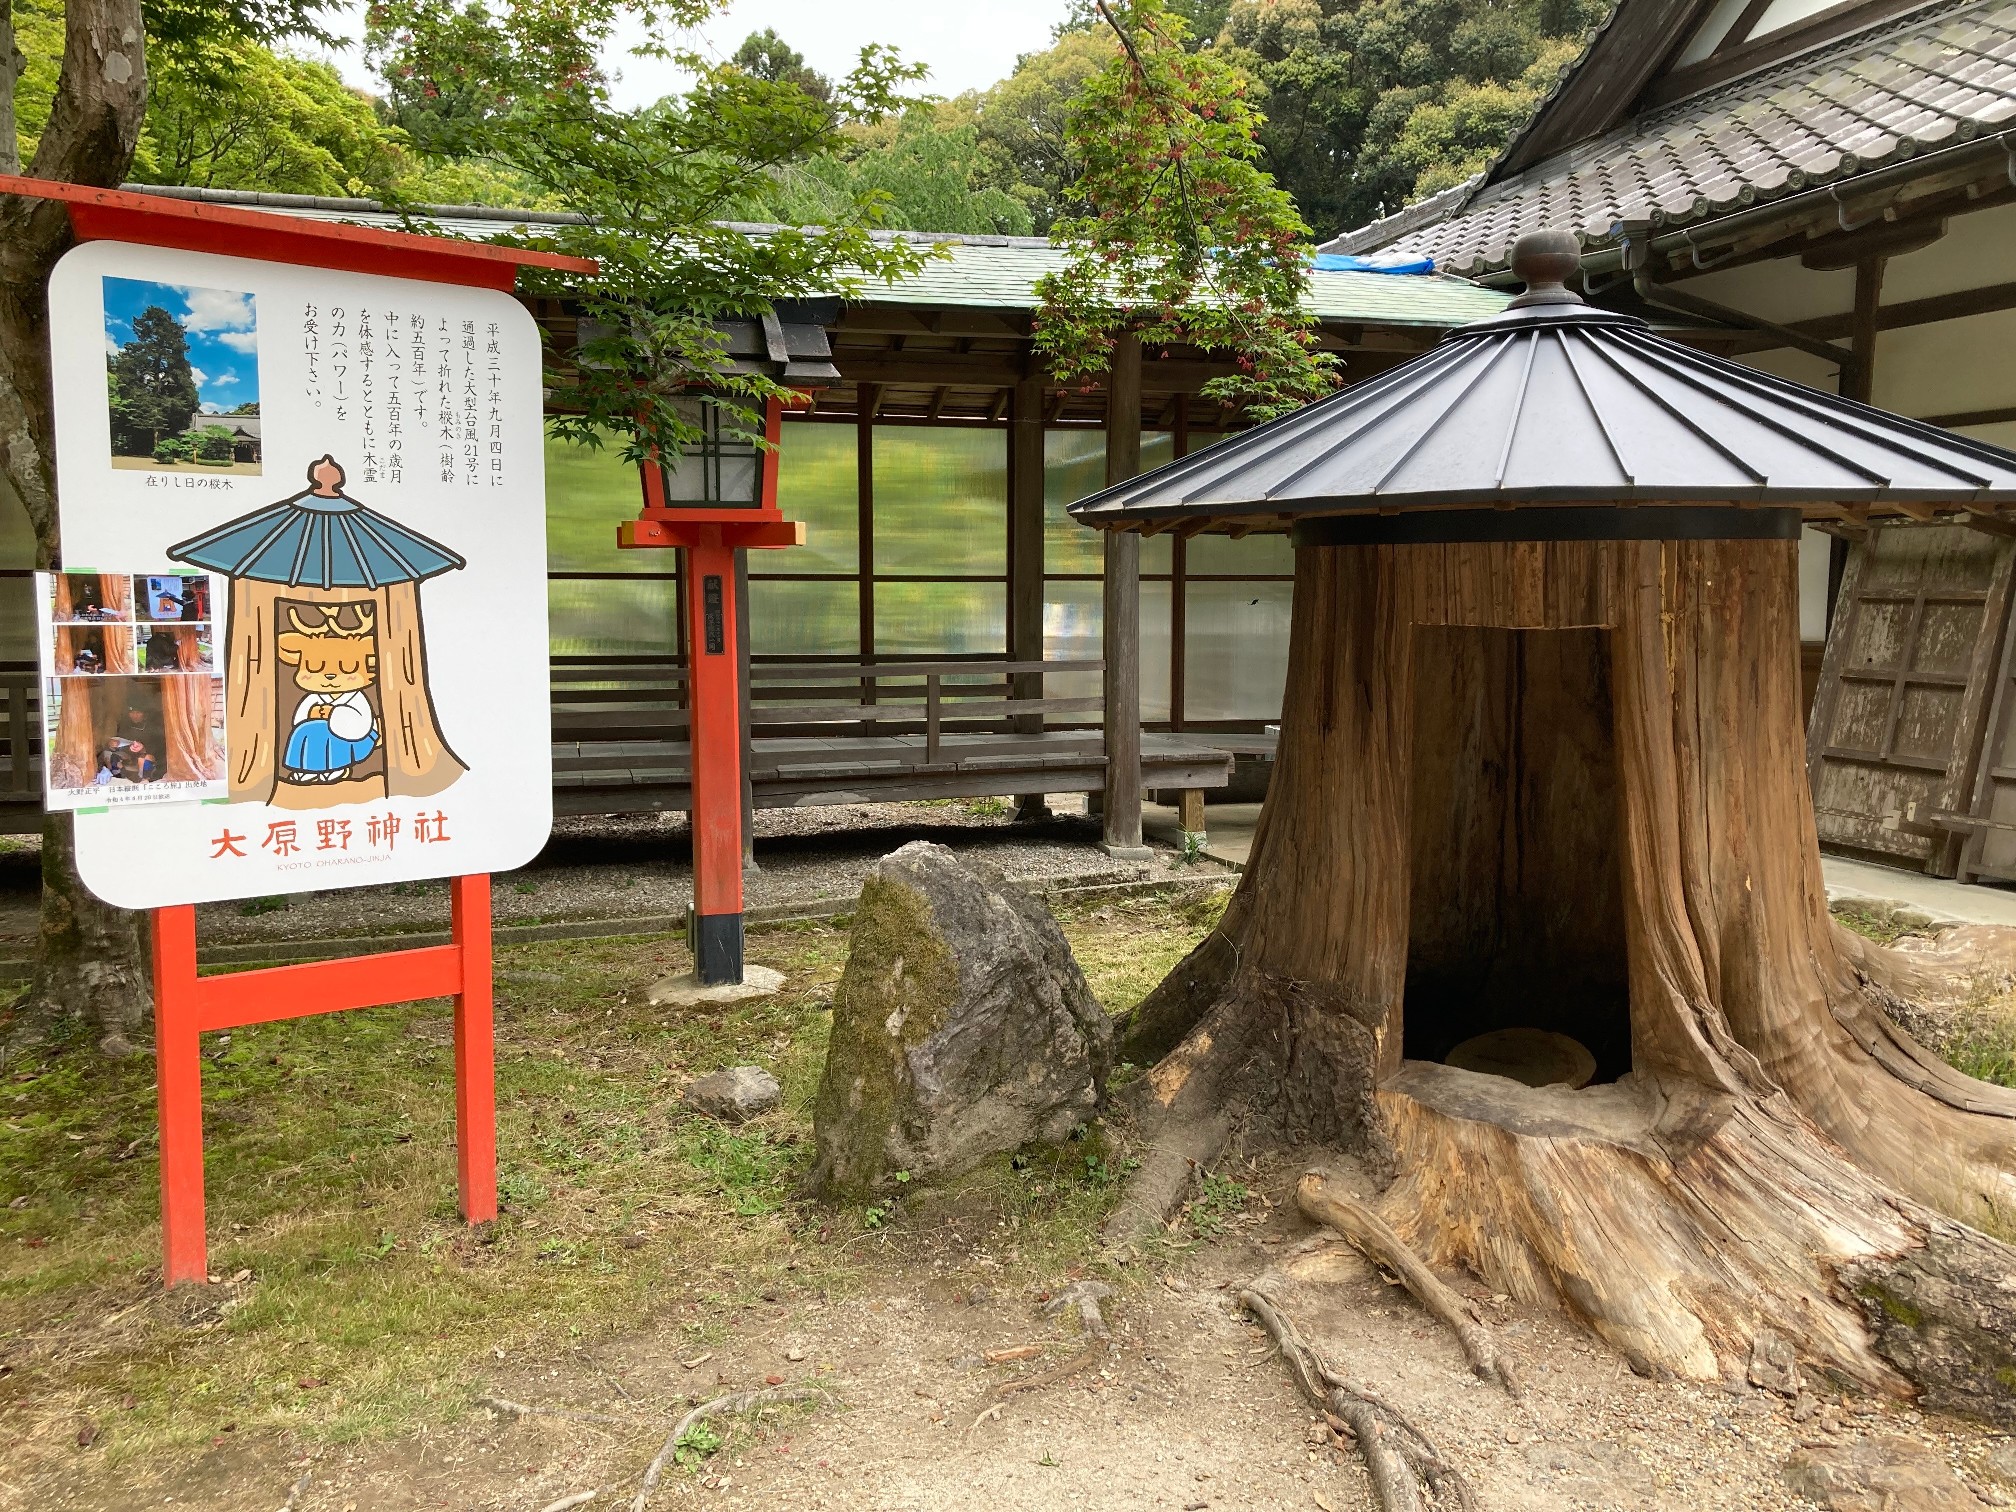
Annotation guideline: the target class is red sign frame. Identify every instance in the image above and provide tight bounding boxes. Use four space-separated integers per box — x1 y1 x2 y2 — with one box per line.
10 173 594 1286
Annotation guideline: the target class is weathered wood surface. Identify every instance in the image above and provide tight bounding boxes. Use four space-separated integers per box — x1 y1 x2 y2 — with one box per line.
1102 332 1145 853
1115 534 2016 1418
1804 524 2016 869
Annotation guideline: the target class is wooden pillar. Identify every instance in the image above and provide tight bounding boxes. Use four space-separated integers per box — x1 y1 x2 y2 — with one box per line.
1102 331 1149 857
1011 370 1049 820
857 387 878 726
685 536 746 983
1170 394 1190 734
1844 256 1885 404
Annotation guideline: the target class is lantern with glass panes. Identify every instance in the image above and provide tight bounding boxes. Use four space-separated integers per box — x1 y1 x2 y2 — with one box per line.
622 394 806 543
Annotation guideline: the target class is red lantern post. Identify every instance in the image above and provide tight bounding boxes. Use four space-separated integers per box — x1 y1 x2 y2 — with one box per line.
619 395 803 984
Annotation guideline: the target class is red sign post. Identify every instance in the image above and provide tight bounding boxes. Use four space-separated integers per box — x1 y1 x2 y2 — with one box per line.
619 396 802 984
151 877 495 1284
18 174 593 1285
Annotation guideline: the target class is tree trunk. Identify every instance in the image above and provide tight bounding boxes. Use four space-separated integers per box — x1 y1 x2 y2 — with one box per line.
0 0 153 1059
1117 536 2016 1421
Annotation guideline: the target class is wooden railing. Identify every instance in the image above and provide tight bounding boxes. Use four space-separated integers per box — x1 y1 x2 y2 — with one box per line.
553 657 1105 759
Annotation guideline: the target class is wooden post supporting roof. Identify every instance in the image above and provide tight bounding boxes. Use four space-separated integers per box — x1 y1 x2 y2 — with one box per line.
1102 331 1150 858
1011 370 1049 820
1845 256 1886 405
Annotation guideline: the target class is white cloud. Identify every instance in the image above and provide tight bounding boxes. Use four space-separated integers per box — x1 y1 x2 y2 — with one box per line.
179 286 257 334
190 366 208 387
104 333 119 356
211 373 238 386
217 329 259 353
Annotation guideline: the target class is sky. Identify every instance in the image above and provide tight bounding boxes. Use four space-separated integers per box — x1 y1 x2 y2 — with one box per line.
103 278 262 414
319 2 1073 110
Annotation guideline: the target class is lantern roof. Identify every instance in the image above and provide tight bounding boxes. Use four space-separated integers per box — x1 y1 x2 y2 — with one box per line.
169 456 466 589
1068 231 2016 544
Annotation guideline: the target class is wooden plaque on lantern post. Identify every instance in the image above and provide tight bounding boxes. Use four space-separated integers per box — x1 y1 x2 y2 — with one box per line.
617 393 803 985
24 176 593 1286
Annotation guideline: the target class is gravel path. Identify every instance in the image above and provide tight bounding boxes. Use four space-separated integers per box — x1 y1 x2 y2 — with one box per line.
184 799 1212 946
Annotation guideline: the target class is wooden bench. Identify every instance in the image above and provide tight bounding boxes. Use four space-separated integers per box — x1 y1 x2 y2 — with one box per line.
552 657 1235 817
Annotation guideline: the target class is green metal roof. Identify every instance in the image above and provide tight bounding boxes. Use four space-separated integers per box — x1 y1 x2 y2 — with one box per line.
124 189 1514 330
860 237 1513 326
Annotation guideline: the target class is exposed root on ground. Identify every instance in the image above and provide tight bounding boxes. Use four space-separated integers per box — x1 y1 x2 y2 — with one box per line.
969 1281 1113 1428
478 1395 629 1427
1296 1169 1523 1400
631 1386 832 1511
1240 1282 1478 1512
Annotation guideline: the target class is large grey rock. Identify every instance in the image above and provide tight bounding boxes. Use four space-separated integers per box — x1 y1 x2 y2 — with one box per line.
682 1066 781 1123
809 842 1112 1199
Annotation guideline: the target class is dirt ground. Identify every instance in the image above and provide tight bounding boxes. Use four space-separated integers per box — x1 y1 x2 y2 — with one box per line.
24 1152 2014 1512
5 826 2015 1512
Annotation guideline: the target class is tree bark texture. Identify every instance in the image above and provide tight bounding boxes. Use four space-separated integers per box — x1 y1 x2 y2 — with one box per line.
0 0 152 1057
1119 536 2016 1417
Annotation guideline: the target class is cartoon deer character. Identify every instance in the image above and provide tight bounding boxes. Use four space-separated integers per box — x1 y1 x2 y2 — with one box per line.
277 604 381 783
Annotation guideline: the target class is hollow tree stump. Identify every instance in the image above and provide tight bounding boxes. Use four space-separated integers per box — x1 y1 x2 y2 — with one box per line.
1110 536 2016 1422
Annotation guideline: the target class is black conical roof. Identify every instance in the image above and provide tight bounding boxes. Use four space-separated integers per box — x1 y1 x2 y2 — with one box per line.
1069 232 2016 542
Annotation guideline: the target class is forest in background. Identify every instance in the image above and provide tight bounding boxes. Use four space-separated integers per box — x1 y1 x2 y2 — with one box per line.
8 0 1611 241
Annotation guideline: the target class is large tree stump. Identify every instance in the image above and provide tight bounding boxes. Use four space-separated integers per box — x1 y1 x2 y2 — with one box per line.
1115 537 2016 1422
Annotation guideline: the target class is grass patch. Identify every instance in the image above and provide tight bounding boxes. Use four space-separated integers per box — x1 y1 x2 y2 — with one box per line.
1943 1009 2016 1089
0 927 847 1464
1830 898 1939 947
0 884 1224 1478
1055 885 1230 1019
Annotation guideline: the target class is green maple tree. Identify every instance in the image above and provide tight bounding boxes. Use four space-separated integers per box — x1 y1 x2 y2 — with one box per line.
1034 0 1337 421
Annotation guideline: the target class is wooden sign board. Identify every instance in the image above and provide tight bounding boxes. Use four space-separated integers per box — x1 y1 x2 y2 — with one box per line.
46 240 553 907
36 214 576 1286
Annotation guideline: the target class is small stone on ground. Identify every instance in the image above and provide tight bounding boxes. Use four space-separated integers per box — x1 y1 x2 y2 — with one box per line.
681 1066 782 1123
1782 1434 1980 1511
648 963 785 1007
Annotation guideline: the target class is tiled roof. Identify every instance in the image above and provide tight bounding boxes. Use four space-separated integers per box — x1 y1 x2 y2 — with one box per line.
130 186 1510 329
1327 0 2016 275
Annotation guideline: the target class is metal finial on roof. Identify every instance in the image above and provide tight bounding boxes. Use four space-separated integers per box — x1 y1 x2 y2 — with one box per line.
169 456 466 590
1505 229 1584 309
1066 225 2016 542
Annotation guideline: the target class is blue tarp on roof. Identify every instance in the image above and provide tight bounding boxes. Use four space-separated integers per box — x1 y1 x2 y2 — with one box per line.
1310 252 1436 275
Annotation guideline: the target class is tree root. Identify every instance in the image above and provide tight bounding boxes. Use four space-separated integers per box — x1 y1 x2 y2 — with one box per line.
1297 1170 1522 1400
971 1281 1113 1425
630 1386 831 1511
479 1395 629 1427
1105 1109 1235 1251
1239 1284 1477 1512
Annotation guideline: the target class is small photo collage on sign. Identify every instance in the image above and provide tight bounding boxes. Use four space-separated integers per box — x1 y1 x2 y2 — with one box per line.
37 571 229 811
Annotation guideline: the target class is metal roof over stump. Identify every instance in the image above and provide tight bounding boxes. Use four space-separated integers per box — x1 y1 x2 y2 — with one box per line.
1068 230 2016 544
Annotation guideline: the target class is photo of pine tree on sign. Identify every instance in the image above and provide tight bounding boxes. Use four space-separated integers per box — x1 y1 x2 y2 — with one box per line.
101 277 263 475
169 455 468 811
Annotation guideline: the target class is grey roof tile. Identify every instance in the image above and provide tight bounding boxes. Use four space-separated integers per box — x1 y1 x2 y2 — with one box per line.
1330 0 2016 274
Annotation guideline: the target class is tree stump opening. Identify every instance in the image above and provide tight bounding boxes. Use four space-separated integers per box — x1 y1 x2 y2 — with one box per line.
1405 626 1631 1084
1115 538 2016 1424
